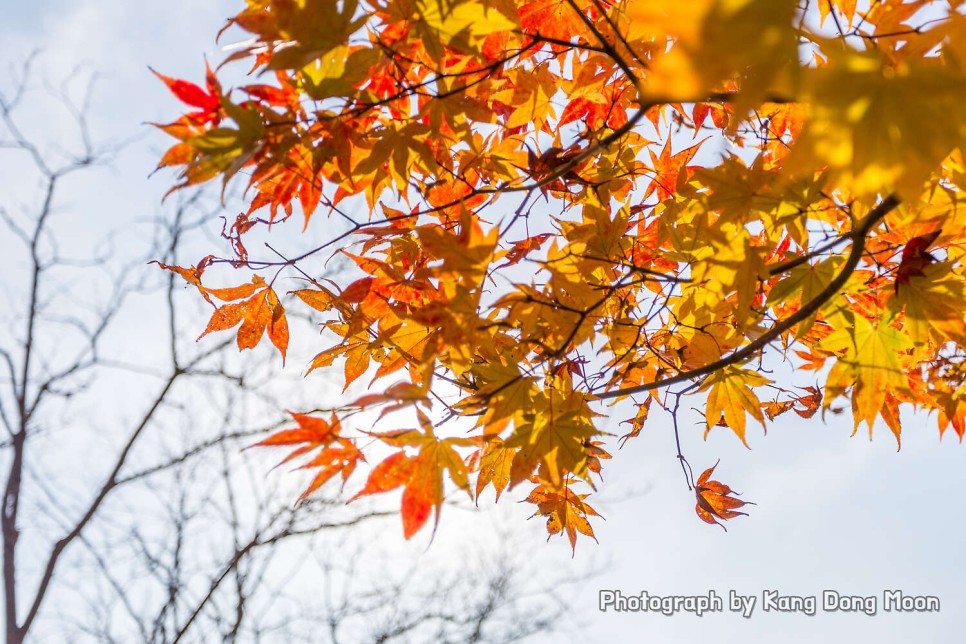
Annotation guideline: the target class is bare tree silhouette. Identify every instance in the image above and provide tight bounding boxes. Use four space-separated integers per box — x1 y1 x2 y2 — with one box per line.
0 57 574 644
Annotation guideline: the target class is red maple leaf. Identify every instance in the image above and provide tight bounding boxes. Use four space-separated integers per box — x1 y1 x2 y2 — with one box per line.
895 230 941 292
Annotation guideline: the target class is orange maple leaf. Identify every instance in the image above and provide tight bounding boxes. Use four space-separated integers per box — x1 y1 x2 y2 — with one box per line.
525 479 600 553
818 0 858 27
643 138 704 202
691 102 729 132
619 398 652 447
350 414 473 538
499 233 552 268
252 412 339 462
519 0 591 43
559 96 610 129
694 462 752 531
794 386 823 419
197 277 289 362
469 437 515 502
251 413 365 501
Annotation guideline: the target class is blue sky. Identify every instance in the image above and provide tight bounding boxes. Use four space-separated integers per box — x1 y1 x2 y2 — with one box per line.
2 2 964 642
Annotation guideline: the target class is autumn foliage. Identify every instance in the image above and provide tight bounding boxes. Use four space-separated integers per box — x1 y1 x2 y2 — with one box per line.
154 0 966 549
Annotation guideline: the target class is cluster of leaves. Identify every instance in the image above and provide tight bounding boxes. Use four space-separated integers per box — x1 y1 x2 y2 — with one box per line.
154 0 966 549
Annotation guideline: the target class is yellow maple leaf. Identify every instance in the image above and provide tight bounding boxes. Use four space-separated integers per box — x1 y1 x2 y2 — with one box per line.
820 309 912 436
701 366 771 446
417 0 517 43
787 49 966 199
890 262 966 347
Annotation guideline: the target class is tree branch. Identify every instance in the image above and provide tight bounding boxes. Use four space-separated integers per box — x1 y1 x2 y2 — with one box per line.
596 193 900 399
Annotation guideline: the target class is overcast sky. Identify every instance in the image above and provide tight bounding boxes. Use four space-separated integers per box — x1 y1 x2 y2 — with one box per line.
2 2 964 642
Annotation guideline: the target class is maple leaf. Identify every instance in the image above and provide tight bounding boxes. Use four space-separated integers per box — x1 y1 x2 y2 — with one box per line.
518 0 592 43
691 102 728 133
694 462 752 531
865 0 932 36
584 440 611 475
891 262 966 346
643 138 704 202
786 48 966 198
894 230 941 292
818 0 858 28
794 386 823 419
505 391 600 488
252 413 365 501
252 412 339 464
417 0 517 46
935 383 966 441
498 233 552 268
759 102 805 168
763 386 823 421
198 279 289 362
351 413 473 538
525 145 591 192
701 366 771 447
618 398 651 448
525 479 600 553
821 309 912 435
559 96 610 130
763 400 795 421
152 256 215 302
469 436 515 502
296 439 366 502
151 65 221 123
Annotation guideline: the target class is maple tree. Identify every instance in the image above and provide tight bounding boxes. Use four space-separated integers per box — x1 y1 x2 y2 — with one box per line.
154 0 966 550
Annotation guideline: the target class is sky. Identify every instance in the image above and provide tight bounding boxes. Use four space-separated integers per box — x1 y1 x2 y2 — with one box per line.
2 2 964 643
